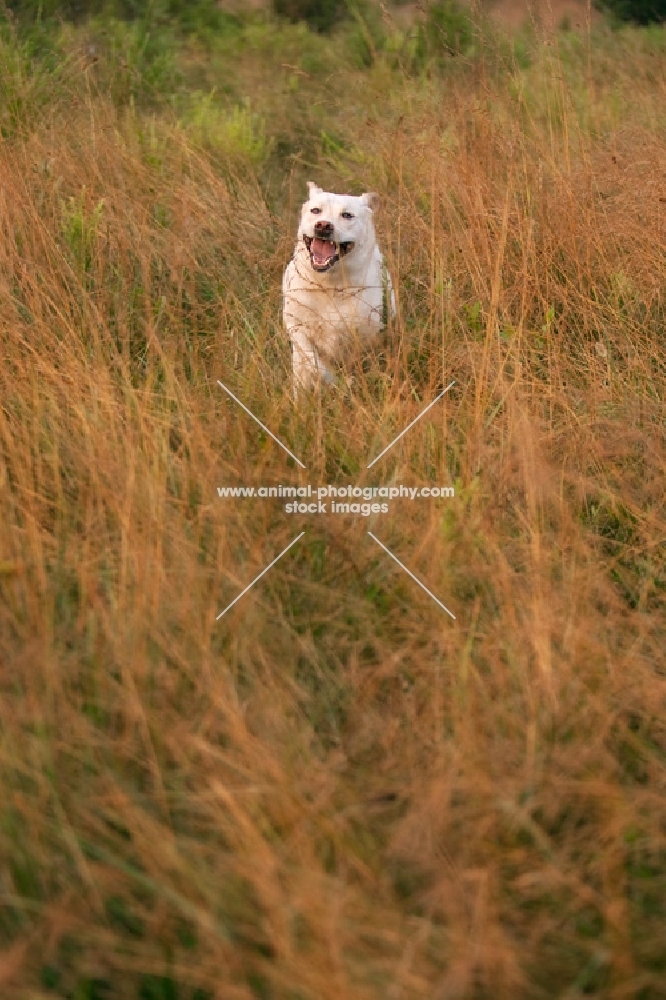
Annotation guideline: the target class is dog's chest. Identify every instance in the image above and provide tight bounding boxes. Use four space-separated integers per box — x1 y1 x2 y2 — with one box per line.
310 284 382 334
284 258 385 342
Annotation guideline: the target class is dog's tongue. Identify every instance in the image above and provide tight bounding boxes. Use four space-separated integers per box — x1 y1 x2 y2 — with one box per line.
311 238 336 264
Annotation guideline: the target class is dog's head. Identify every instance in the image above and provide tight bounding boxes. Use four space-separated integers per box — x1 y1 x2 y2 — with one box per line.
298 181 380 274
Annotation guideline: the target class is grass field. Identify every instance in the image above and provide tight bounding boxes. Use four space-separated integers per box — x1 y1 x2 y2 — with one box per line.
0 3 665 997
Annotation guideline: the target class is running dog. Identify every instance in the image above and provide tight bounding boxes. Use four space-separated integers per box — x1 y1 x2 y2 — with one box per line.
283 181 395 396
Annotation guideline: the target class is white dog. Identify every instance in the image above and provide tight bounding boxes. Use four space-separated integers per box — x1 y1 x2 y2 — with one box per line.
283 181 395 395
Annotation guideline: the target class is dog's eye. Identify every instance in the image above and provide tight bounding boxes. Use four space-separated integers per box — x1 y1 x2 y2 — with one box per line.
341 211 353 219
310 207 321 215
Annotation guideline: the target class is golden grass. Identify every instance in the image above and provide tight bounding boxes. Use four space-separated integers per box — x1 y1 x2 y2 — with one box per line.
0 15 665 999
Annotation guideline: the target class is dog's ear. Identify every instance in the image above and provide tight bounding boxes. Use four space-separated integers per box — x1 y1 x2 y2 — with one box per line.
361 192 380 213
307 181 323 199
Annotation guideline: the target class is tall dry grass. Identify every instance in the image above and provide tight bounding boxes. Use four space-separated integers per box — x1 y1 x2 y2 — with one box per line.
0 14 665 999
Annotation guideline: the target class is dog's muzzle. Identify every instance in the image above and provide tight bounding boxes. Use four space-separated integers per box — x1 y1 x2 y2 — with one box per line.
303 233 355 273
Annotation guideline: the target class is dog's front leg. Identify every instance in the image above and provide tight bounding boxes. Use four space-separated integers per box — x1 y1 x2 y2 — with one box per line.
290 330 334 400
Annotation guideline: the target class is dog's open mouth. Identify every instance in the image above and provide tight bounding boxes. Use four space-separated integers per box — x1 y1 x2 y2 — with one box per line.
303 235 354 272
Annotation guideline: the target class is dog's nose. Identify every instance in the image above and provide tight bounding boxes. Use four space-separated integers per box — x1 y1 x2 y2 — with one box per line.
314 220 334 238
